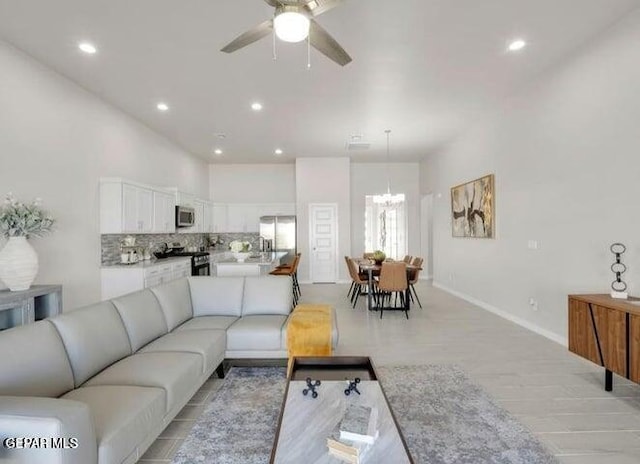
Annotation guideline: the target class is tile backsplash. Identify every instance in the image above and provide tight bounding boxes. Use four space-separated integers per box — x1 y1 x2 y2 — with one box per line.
101 232 262 265
207 233 260 253
101 233 208 265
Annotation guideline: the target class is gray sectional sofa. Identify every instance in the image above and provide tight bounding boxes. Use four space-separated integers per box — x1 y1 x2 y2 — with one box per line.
0 276 338 464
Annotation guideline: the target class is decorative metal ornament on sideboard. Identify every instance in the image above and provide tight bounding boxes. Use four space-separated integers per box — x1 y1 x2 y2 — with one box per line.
610 242 628 299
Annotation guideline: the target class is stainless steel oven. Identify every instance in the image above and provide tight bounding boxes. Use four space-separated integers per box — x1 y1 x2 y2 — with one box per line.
191 254 210 276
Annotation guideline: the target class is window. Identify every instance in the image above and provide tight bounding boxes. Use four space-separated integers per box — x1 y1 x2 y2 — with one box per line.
364 195 407 259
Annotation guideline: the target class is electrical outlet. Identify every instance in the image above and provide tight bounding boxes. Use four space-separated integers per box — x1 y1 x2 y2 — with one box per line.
529 298 538 311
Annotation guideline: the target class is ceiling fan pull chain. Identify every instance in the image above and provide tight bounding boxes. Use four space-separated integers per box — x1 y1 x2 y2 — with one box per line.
307 32 311 69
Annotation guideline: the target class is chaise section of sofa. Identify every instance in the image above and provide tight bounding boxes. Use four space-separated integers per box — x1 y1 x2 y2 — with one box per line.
0 275 338 464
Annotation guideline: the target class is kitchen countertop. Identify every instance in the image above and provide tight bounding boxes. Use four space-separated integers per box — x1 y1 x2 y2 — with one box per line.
213 251 287 266
101 256 191 269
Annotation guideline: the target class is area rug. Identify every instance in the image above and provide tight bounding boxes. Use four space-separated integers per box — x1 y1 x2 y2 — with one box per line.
172 365 558 464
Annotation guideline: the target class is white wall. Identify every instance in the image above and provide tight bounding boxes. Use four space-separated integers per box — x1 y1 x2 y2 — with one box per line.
350 163 420 258
209 164 295 202
295 158 351 282
0 40 208 310
420 11 640 343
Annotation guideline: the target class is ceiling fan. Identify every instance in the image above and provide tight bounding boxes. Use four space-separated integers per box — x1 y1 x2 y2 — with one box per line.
220 0 352 66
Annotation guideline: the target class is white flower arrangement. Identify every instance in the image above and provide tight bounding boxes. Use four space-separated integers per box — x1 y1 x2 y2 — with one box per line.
0 193 55 238
229 240 252 253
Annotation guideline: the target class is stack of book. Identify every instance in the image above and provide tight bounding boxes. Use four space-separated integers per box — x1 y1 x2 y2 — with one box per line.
326 405 379 463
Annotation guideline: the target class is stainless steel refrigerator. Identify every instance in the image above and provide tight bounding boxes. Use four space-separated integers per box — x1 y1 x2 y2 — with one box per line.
259 216 296 265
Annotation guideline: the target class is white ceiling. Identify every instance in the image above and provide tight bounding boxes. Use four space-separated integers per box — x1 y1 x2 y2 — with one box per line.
0 0 638 163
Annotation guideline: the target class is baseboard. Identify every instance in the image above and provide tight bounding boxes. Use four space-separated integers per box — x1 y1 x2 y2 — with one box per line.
433 281 568 347
419 275 432 281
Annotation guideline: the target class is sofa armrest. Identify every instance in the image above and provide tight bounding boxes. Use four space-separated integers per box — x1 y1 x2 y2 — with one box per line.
0 396 97 464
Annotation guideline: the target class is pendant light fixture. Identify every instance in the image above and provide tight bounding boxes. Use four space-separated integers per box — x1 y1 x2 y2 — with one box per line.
374 129 405 206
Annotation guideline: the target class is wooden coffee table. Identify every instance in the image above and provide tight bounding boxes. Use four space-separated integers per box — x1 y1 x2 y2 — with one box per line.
269 356 414 463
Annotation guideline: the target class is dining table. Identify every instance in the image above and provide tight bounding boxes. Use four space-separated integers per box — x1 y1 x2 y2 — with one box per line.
357 260 422 313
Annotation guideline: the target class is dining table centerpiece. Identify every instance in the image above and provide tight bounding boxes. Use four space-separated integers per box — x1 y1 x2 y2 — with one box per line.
372 250 386 265
0 193 55 291
229 240 252 263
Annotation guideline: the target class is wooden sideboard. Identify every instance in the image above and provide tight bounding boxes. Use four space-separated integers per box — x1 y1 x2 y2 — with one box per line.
568 294 640 391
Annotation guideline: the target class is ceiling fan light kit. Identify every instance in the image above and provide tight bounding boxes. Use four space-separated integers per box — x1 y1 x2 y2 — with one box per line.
274 9 310 43
220 0 351 66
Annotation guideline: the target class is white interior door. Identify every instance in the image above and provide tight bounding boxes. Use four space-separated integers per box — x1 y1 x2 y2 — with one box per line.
309 203 338 283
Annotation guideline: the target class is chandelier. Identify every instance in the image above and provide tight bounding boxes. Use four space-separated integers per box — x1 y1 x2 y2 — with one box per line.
373 129 405 206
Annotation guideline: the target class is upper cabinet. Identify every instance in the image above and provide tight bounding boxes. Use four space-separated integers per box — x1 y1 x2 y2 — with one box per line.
257 203 296 217
226 204 260 233
100 179 176 234
101 180 153 234
153 191 176 234
211 203 227 233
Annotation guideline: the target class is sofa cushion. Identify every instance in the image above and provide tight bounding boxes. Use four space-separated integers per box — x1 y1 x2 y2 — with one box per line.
111 289 168 351
226 315 288 351
50 301 132 387
188 276 244 317
150 278 193 331
139 330 226 374
174 315 239 332
0 320 74 397
242 276 292 316
63 385 164 464
84 352 201 413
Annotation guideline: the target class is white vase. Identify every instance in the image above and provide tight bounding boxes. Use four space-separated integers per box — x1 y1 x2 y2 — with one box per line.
0 236 39 291
232 252 251 263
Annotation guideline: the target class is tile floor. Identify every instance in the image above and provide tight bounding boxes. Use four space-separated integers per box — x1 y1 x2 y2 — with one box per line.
139 280 640 463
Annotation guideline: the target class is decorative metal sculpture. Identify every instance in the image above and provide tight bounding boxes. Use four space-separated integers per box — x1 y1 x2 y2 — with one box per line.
610 243 628 299
302 377 321 398
344 377 361 396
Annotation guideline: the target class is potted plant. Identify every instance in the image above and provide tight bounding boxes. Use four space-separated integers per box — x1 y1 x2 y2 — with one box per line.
372 250 386 265
0 193 55 291
229 240 252 263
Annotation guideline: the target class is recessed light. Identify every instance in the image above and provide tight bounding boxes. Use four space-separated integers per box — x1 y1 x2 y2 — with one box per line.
508 39 527 52
78 42 97 54
214 148 223 155
274 149 283 155
251 102 263 111
156 102 169 112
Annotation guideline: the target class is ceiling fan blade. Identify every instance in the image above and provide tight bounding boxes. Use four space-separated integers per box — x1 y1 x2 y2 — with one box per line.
309 19 352 66
304 0 343 17
220 19 273 53
262 0 279 6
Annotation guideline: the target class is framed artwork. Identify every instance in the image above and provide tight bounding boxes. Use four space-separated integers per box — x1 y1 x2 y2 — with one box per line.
451 174 494 238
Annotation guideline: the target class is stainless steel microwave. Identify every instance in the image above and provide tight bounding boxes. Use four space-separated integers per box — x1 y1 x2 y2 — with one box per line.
175 206 195 227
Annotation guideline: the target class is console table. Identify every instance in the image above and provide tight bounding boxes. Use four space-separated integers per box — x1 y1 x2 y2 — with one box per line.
0 285 62 330
568 294 640 391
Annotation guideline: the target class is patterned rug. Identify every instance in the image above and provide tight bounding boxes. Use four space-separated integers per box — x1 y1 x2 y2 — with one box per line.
172 365 559 464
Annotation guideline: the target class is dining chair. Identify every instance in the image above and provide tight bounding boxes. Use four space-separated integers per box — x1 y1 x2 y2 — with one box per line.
408 257 423 309
403 255 413 264
347 258 369 308
345 256 356 298
374 262 409 319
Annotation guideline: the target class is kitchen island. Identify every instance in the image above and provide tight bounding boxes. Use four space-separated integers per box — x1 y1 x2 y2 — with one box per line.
212 251 288 277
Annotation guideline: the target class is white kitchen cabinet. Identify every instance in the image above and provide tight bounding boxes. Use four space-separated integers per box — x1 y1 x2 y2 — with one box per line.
212 203 227 233
153 191 176 233
203 203 213 233
193 200 206 233
257 203 296 217
101 180 154 234
101 258 192 299
226 204 260 233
